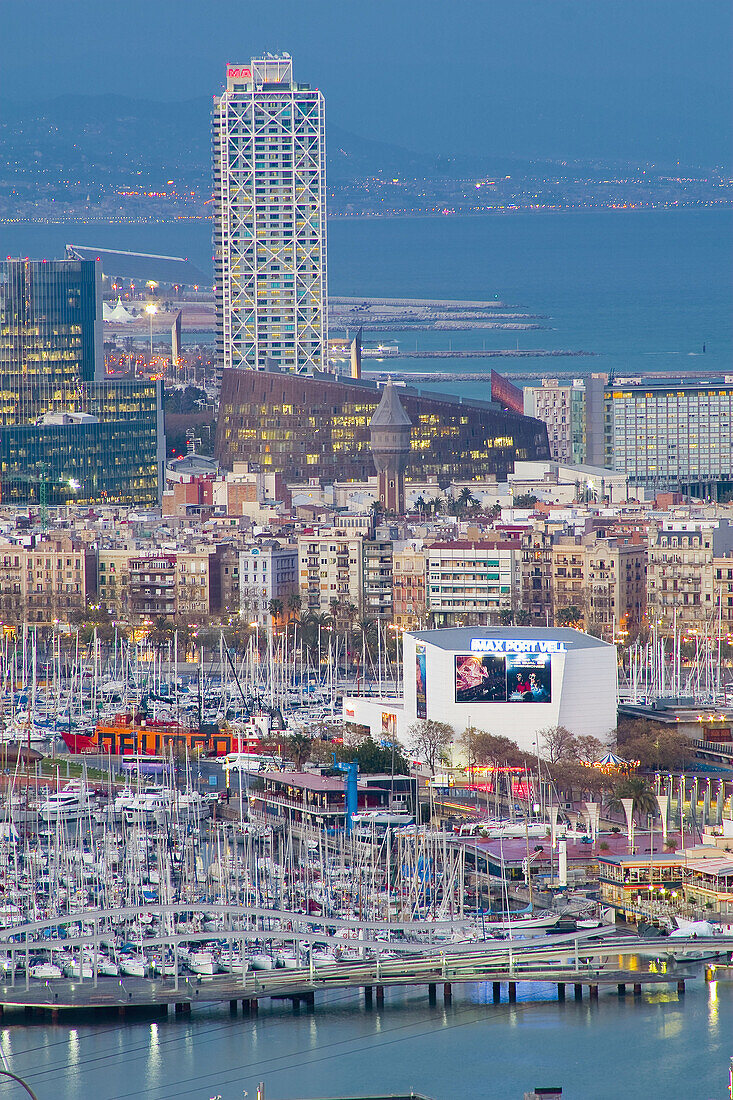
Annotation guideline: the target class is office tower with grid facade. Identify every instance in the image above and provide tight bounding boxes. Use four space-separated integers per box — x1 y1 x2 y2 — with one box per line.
0 258 163 506
213 56 327 374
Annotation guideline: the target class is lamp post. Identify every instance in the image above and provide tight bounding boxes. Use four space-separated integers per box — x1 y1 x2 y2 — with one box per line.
145 303 157 362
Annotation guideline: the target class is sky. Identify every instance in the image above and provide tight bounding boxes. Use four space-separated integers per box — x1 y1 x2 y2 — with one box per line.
1 0 731 167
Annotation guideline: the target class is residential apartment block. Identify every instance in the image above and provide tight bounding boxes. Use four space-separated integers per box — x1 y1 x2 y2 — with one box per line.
392 542 427 630
426 541 520 626
524 374 607 466
646 519 733 629
550 533 646 637
298 532 365 617
0 535 94 625
239 542 299 627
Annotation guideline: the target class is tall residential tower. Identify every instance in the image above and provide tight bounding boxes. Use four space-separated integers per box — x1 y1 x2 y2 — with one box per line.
213 56 327 374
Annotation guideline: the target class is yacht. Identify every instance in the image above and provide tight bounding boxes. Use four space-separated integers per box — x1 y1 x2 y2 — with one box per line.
39 782 94 823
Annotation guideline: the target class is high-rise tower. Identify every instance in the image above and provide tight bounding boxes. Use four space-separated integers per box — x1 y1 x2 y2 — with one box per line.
369 378 412 515
213 56 328 374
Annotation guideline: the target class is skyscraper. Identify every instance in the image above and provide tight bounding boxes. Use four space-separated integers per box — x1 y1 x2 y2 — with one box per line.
0 259 163 506
213 56 328 375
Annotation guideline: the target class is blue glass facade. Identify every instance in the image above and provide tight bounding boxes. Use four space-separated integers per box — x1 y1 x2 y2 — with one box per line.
0 259 162 505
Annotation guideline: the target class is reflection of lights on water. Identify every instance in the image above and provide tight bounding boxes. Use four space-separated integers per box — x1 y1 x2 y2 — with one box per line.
147 1021 161 1075
708 978 719 1026
69 1028 79 1064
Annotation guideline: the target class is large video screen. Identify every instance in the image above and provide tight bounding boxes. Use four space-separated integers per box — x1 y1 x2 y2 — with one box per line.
455 652 551 703
415 644 427 719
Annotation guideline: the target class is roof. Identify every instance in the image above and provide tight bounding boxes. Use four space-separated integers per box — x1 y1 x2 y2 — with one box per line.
264 771 371 792
369 378 412 428
406 625 613 652
428 540 521 551
66 246 208 287
686 856 733 877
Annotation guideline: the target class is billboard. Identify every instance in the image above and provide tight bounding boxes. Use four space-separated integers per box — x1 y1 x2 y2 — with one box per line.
455 652 551 703
381 712 397 740
415 644 427 719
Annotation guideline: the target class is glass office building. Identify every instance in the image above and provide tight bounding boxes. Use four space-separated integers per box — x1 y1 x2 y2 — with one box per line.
215 368 550 482
0 259 162 506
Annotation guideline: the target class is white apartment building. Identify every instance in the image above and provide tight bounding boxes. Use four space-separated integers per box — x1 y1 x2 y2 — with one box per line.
239 543 299 627
426 541 521 626
213 56 327 374
524 374 607 466
298 532 365 617
524 379 586 464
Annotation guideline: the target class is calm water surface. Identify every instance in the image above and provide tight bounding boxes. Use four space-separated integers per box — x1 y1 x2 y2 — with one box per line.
1 980 730 1100
1 209 731 395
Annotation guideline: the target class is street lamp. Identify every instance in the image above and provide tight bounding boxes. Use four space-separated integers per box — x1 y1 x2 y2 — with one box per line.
145 303 158 361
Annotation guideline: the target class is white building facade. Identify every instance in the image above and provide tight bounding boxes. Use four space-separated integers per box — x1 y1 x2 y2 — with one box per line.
426 541 520 626
239 543 298 627
213 56 327 374
344 626 618 756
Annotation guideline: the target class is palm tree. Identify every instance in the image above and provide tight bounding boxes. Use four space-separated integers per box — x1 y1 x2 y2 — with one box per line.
413 494 427 518
268 598 284 641
606 776 657 824
286 592 301 622
286 731 312 771
457 486 480 515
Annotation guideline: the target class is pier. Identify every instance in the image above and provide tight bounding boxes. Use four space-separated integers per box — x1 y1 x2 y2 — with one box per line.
0 904 727 1016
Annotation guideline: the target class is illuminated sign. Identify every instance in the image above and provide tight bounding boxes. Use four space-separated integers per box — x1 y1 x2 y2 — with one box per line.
470 638 567 654
228 66 252 79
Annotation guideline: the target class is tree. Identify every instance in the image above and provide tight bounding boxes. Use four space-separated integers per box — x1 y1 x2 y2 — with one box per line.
574 735 607 762
268 598 284 624
606 775 657 824
457 486 480 516
461 727 524 767
286 592 301 621
408 719 453 773
338 737 410 776
285 732 312 771
540 725 577 764
512 492 538 509
413 494 427 517
556 605 583 628
614 718 691 771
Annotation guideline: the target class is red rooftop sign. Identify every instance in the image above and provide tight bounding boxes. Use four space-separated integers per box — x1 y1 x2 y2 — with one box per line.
228 67 252 79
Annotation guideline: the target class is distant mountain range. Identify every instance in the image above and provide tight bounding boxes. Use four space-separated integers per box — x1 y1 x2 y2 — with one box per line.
1 95 727 224
0 93 663 190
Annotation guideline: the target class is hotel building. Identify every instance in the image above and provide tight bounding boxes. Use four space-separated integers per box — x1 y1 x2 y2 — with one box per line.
213 56 327 374
604 380 733 495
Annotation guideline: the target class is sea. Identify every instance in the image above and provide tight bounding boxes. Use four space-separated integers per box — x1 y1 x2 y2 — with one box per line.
1 208 731 404
0 207 732 1097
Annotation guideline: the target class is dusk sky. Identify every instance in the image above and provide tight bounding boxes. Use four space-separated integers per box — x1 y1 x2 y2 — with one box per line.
2 0 731 166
